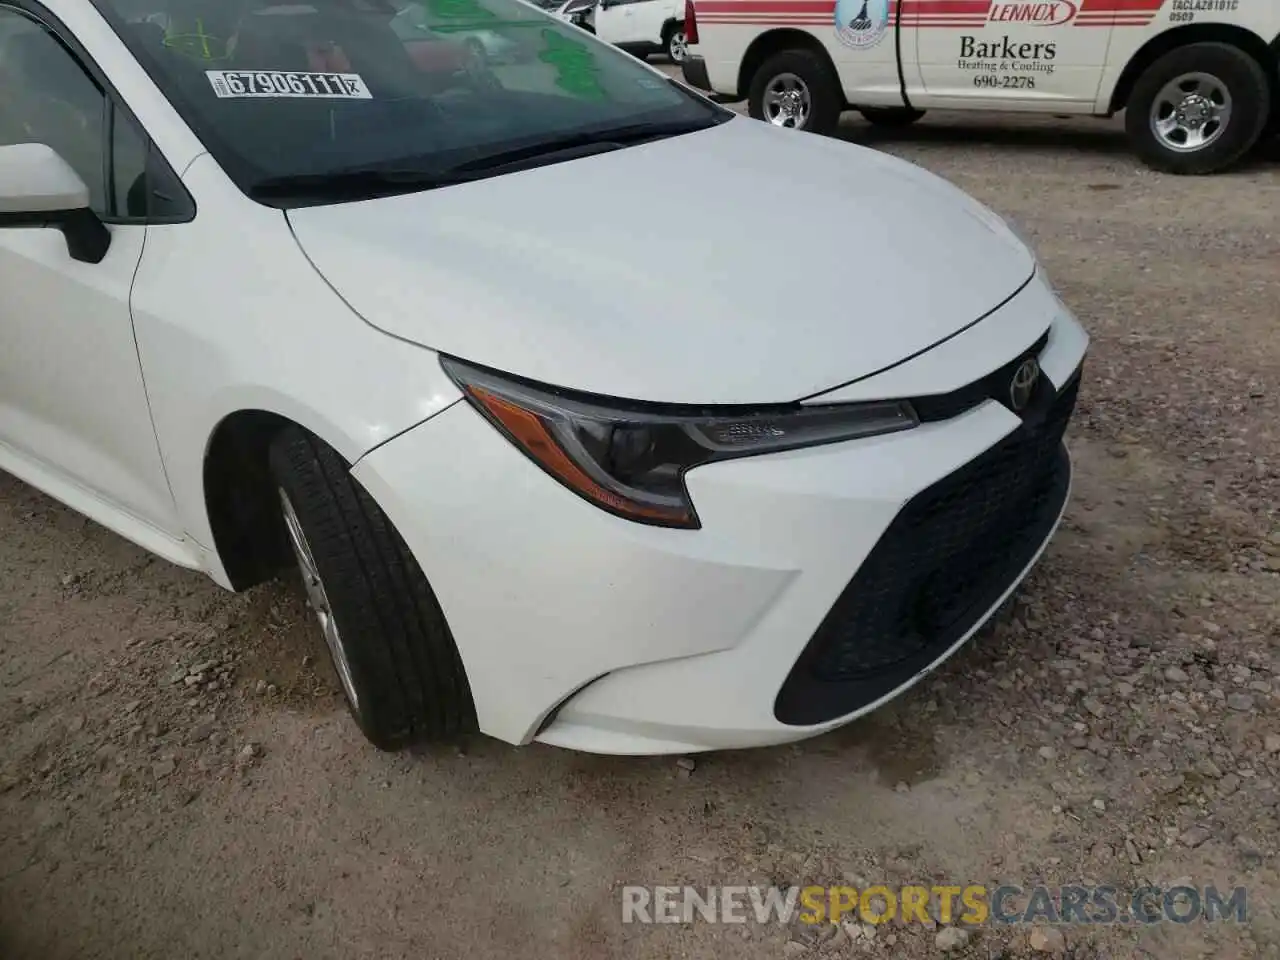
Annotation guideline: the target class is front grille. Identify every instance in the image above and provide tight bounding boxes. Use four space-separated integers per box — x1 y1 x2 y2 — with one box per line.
911 331 1049 423
774 371 1080 727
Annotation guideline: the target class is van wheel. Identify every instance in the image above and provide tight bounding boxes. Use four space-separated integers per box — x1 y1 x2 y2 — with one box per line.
859 106 925 127
749 49 842 135
269 427 477 751
1125 42 1270 175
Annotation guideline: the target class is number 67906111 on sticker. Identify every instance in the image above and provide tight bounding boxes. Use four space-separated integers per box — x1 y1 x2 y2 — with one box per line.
205 70 373 99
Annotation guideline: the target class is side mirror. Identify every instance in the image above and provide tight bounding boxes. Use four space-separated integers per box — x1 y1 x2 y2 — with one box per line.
0 143 111 264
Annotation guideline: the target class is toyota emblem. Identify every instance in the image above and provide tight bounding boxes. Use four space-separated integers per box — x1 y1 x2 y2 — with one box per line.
1009 357 1041 413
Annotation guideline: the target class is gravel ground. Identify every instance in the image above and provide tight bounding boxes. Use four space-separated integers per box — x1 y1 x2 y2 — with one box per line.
3 65 1280 960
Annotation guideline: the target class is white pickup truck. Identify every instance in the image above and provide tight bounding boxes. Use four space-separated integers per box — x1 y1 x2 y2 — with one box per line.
679 0 1280 173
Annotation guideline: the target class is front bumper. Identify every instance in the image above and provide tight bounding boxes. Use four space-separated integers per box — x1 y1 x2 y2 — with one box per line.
352 277 1089 754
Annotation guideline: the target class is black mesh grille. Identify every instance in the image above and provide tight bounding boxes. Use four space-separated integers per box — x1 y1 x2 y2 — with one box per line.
774 371 1080 727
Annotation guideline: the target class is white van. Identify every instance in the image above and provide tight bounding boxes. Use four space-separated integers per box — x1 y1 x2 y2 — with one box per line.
679 0 1280 173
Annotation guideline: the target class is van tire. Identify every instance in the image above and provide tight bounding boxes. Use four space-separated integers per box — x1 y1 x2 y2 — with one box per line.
748 49 842 136
859 106 925 128
269 427 477 750
1124 42 1270 175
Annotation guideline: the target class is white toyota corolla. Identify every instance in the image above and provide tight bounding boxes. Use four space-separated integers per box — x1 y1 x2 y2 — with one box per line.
0 0 1087 754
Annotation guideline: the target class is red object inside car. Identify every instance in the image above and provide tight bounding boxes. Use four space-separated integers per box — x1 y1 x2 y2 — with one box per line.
403 37 469 73
303 39 468 75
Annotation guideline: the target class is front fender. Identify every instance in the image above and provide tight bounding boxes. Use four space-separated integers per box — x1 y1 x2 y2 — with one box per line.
130 156 462 578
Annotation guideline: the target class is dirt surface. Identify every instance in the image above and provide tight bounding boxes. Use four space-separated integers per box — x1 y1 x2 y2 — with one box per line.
3 67 1280 960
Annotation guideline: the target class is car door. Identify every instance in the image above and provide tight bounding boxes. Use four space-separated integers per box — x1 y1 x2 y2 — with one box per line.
910 0 1114 109
593 0 646 45
627 0 670 45
829 0 908 107
0 7 182 538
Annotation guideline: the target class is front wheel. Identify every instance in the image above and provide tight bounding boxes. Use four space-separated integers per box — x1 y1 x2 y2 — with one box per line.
858 106 925 128
748 49 842 135
270 427 477 750
1124 42 1270 175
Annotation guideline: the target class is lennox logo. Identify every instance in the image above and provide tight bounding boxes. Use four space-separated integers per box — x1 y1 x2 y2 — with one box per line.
988 1 1078 25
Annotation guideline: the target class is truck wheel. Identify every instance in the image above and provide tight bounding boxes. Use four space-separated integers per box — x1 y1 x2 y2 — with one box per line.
270 426 477 751
748 49 842 135
859 106 926 128
1125 42 1270 175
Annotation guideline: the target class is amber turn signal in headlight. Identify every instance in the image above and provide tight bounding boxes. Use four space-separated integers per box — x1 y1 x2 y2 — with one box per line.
442 357 918 529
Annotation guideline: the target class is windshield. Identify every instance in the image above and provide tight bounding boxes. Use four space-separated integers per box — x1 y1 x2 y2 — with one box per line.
92 0 725 205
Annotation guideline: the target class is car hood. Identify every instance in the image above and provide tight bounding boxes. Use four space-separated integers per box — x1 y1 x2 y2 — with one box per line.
288 116 1035 404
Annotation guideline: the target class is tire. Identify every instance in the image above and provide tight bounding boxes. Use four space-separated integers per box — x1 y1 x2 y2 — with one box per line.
748 49 842 135
269 427 477 750
858 106 926 128
665 24 688 63
1124 42 1270 175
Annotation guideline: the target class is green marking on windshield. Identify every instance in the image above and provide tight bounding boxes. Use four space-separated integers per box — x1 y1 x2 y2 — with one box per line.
537 29 604 100
426 0 497 21
163 17 231 62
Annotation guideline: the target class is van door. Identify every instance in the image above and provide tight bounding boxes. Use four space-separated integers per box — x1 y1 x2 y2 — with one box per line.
828 0 906 106
909 0 1117 110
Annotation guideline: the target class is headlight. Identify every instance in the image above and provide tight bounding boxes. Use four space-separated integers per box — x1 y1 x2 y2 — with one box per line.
442 358 918 528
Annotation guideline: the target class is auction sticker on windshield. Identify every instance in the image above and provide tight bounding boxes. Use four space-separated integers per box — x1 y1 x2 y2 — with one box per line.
205 70 373 99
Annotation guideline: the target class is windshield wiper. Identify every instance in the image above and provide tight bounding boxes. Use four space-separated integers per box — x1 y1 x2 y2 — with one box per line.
249 168 462 203
444 117 721 176
249 140 617 202
250 116 722 202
